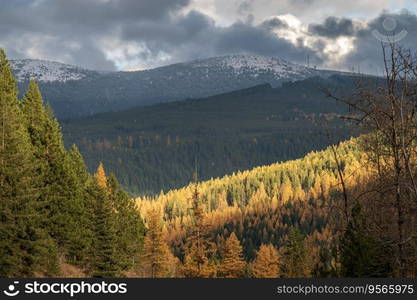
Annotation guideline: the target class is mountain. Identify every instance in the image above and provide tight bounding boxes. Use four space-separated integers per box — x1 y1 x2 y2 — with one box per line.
62 74 362 195
10 59 101 83
12 55 346 119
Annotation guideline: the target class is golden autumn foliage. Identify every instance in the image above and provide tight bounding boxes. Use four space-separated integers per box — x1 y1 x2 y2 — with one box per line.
134 136 417 277
219 232 246 278
181 187 216 278
251 244 280 278
95 162 107 189
142 209 177 278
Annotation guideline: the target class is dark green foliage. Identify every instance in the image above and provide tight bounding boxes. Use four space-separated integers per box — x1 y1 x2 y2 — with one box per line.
88 182 120 277
22 80 89 263
0 49 145 277
107 174 145 270
281 227 311 277
313 245 341 278
0 50 57 276
62 76 362 194
340 204 392 277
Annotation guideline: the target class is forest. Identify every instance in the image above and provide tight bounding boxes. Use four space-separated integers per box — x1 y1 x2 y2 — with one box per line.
62 76 361 194
1 44 417 278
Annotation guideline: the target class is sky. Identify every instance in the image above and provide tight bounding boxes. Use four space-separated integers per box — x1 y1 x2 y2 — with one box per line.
2 0 417 73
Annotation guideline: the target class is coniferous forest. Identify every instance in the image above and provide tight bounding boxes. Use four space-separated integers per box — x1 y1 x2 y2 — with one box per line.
1 40 417 279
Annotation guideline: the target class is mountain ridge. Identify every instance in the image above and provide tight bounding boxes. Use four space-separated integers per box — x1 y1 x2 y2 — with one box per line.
12 54 351 119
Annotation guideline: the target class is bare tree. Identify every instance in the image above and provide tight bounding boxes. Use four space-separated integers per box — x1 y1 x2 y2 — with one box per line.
324 43 417 277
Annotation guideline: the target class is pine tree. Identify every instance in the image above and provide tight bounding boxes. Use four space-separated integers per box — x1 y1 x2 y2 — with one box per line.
313 245 340 278
340 204 392 277
252 244 280 278
22 79 88 262
219 232 246 278
142 209 173 277
107 174 145 271
89 181 119 277
0 49 56 276
281 227 311 277
66 145 93 264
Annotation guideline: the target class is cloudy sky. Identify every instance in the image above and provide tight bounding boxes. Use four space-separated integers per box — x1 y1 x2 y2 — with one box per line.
2 0 417 73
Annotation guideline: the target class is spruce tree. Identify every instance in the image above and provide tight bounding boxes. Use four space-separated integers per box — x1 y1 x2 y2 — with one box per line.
89 181 119 277
66 145 93 264
281 227 312 277
22 79 87 262
0 49 56 276
107 173 145 270
340 204 392 277
219 232 246 278
252 244 280 278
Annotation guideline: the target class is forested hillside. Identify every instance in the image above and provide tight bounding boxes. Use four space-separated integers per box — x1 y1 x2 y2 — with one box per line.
2 45 416 279
136 136 416 277
136 140 362 273
0 50 145 277
62 76 364 195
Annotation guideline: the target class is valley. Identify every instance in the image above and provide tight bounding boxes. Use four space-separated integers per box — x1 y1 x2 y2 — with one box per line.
61 75 360 194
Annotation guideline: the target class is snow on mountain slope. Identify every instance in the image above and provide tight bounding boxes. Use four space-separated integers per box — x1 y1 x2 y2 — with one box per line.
190 54 319 78
10 59 98 82
9 54 349 119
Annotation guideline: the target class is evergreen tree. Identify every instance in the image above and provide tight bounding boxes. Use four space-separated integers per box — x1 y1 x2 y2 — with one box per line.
252 244 280 278
89 181 119 277
0 49 56 276
219 232 246 278
22 79 87 262
107 174 145 271
66 145 93 264
340 204 392 277
313 245 340 278
281 227 311 277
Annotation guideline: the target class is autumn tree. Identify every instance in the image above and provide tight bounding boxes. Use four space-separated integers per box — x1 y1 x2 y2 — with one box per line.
324 43 417 276
219 232 246 278
181 185 216 277
95 162 107 189
142 208 174 278
252 244 280 278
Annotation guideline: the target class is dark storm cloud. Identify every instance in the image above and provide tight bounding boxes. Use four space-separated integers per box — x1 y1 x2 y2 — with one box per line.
118 10 322 67
0 0 191 70
214 21 320 64
341 11 417 73
308 17 356 38
2 0 417 73
260 17 289 30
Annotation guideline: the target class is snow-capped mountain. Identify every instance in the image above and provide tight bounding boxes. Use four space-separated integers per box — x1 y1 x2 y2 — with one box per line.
10 59 100 83
189 55 320 78
11 54 345 119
